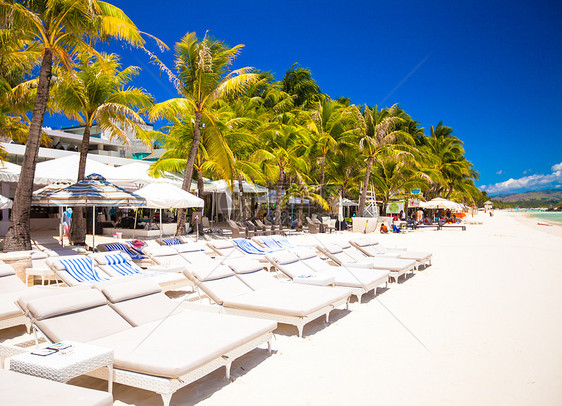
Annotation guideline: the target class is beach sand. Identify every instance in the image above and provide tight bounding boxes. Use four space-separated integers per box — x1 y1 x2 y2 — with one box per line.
4 211 562 405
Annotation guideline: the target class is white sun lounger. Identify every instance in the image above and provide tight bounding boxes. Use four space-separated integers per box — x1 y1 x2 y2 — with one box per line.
183 264 351 337
348 237 432 268
0 262 31 332
293 248 390 302
206 239 269 262
17 286 276 406
90 252 192 292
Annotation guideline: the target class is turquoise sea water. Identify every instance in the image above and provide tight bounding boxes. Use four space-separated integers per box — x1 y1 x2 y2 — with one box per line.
529 212 562 224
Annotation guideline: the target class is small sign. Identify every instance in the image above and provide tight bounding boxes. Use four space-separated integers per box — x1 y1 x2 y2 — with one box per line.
386 202 405 214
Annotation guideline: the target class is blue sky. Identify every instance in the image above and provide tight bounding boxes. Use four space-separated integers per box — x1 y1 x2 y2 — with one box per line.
46 0 562 195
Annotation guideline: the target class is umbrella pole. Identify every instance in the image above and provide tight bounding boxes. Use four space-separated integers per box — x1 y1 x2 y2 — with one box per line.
133 208 138 240
92 206 95 252
159 208 162 240
60 207 64 247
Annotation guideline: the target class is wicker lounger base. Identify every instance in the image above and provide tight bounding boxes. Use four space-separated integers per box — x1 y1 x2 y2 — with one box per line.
0 314 30 333
85 331 272 406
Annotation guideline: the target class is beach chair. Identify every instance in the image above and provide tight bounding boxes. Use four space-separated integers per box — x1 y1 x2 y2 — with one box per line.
265 251 336 286
232 238 273 256
17 286 276 406
252 235 285 250
293 248 390 302
349 237 430 269
46 255 112 286
90 251 192 292
25 251 60 286
0 369 113 406
96 241 153 268
306 217 320 234
226 219 251 238
254 219 274 235
207 239 268 262
183 264 351 337
0 262 31 332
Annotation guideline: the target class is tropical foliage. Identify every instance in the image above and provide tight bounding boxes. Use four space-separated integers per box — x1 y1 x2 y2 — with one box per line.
0 4 486 249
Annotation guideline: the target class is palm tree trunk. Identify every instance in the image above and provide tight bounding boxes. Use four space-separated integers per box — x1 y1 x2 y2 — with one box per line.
357 156 374 217
297 204 304 230
237 175 246 220
274 169 285 226
4 49 53 252
69 124 91 245
445 184 454 199
176 109 202 235
319 154 326 202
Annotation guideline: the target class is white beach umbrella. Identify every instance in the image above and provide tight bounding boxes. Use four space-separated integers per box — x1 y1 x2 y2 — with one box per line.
0 194 12 210
134 182 204 239
420 197 463 211
0 161 21 183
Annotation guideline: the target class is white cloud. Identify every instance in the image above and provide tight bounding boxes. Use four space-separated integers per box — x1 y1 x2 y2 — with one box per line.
496 170 503 175
480 162 562 194
523 169 530 174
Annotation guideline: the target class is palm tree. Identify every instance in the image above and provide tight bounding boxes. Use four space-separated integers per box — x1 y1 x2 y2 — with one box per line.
149 32 258 234
254 111 311 226
420 122 478 200
307 97 355 201
51 52 154 244
281 64 322 108
353 104 406 216
370 152 430 211
0 0 160 251
282 178 328 230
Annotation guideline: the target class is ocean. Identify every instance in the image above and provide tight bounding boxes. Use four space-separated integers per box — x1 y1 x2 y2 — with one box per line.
529 212 562 224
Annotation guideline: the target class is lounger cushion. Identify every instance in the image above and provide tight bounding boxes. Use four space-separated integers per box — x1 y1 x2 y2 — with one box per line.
144 246 178 256
227 258 263 274
0 369 113 406
366 257 416 271
209 240 235 249
350 238 372 247
108 292 182 326
90 311 276 379
0 274 26 293
199 276 254 304
188 264 236 282
35 308 132 344
100 278 161 303
173 244 202 253
0 261 16 277
91 251 132 265
29 289 106 321
223 286 349 317
0 292 23 320
266 251 299 265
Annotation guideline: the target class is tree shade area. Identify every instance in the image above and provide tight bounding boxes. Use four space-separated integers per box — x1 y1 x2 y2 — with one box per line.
0 1 484 248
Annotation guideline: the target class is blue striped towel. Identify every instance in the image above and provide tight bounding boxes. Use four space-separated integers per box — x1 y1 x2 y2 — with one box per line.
105 243 144 260
60 257 109 283
103 252 140 276
260 236 284 250
162 238 181 245
233 238 271 255
273 236 294 249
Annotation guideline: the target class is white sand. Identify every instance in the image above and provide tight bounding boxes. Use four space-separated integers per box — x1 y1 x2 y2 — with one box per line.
6 211 562 405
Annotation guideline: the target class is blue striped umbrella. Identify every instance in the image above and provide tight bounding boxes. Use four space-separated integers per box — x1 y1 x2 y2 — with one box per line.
32 174 145 207
32 174 145 249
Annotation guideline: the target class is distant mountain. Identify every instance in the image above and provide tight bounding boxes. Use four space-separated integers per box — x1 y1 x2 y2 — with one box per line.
492 189 562 202
490 189 562 208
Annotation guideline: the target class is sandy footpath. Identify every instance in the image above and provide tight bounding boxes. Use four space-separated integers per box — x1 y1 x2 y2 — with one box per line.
29 211 562 405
